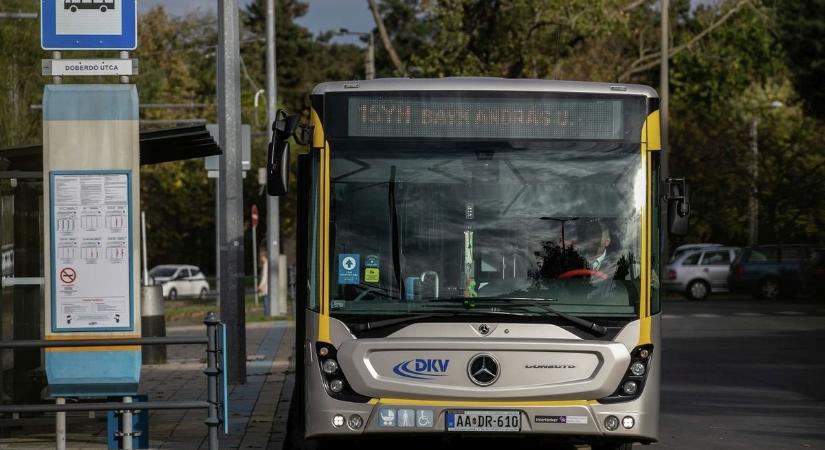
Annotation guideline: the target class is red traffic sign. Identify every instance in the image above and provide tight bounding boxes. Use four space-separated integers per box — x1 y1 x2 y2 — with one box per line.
251 205 259 228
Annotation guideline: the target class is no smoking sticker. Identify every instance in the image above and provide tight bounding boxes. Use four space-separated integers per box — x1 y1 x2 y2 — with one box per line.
60 267 77 284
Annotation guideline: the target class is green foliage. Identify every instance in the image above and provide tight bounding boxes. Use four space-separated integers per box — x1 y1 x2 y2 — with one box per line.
770 0 825 118
0 0 42 147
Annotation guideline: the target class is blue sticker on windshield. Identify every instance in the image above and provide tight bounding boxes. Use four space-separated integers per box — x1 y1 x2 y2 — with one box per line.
338 254 360 285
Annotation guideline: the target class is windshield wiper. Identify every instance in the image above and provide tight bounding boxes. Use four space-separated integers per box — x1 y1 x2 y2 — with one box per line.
430 297 608 336
347 310 528 332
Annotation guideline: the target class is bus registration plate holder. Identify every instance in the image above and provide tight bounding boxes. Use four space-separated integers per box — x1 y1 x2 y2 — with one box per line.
446 410 521 432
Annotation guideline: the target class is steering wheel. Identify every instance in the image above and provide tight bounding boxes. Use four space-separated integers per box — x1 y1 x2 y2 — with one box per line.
558 269 609 280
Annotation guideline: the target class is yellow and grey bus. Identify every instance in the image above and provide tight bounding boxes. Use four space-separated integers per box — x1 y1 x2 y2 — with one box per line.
267 78 689 449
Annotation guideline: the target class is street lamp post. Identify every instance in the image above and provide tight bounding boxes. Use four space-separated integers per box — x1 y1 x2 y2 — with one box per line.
335 28 375 80
748 100 784 246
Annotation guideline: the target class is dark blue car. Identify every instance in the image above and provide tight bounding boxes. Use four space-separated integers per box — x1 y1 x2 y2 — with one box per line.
728 244 814 299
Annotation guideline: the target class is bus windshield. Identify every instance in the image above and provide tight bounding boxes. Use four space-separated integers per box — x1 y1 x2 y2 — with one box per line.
328 140 644 320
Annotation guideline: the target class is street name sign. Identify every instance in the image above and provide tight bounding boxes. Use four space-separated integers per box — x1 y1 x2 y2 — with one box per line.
42 58 139 76
41 0 137 50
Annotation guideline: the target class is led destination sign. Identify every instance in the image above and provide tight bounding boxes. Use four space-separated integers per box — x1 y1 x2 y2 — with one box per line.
347 96 628 140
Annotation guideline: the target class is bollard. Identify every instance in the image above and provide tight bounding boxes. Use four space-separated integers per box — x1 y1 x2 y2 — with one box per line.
122 396 133 450
141 286 166 364
56 397 66 450
203 313 221 450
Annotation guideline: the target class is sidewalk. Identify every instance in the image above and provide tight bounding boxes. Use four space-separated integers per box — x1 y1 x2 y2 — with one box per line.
0 320 295 450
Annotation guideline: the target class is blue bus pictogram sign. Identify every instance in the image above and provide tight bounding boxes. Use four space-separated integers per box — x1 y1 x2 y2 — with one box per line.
41 0 137 50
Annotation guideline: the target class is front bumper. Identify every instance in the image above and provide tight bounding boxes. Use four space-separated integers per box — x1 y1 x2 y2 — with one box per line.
306 399 657 443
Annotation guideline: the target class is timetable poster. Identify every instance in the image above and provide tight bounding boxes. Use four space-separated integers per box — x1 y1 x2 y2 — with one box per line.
51 172 132 331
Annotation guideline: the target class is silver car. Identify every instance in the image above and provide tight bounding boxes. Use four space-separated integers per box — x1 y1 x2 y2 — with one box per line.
664 246 741 301
668 243 723 263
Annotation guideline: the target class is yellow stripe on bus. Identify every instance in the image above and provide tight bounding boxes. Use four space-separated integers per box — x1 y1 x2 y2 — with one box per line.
646 110 662 151
637 109 660 345
368 398 597 407
312 108 332 344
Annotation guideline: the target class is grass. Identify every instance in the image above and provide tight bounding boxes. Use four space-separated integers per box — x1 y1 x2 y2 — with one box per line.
164 294 289 324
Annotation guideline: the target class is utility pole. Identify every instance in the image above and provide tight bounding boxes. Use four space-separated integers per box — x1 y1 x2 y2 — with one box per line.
335 29 375 80
266 0 284 316
749 117 758 246
747 100 782 246
660 0 670 260
366 33 375 80
217 0 246 384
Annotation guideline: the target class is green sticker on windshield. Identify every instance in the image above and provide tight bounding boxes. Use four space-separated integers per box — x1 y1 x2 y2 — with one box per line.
365 268 380 283
364 255 380 283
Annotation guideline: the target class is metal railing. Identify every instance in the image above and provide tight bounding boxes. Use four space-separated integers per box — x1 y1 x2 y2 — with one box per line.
0 313 225 450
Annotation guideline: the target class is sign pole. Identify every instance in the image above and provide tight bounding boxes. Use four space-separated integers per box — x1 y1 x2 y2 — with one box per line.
266 0 282 317
217 0 247 384
141 211 148 286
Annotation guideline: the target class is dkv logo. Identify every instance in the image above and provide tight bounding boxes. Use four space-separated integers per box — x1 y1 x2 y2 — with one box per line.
392 358 450 380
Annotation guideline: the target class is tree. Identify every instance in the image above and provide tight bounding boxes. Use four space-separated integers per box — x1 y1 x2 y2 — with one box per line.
0 0 42 147
770 0 825 118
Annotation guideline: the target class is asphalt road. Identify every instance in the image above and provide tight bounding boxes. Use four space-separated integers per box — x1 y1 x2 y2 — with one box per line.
286 295 825 449
658 295 825 449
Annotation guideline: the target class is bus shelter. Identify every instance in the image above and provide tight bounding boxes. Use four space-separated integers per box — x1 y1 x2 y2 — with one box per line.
0 125 219 407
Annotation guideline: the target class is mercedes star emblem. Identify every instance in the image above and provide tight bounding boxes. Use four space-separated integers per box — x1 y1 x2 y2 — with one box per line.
478 324 490 335
467 353 500 386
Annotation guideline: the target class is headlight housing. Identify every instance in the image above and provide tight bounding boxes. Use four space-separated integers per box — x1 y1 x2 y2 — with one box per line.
599 344 653 404
316 342 370 402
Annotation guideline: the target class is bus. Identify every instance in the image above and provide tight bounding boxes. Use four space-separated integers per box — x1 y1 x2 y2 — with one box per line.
64 0 115 13
267 78 689 449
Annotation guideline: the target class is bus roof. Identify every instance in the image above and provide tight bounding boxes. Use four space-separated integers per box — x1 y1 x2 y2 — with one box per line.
311 77 658 98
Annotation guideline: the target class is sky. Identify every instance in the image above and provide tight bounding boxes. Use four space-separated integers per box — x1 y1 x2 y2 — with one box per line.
138 0 375 46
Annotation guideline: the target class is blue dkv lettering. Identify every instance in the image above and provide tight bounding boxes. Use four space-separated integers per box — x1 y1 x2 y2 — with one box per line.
393 359 450 379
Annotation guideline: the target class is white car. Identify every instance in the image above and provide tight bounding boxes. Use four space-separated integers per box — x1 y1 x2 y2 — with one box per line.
668 243 724 263
664 246 741 301
149 265 210 300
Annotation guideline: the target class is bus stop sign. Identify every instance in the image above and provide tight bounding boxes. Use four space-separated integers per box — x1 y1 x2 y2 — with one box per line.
41 0 137 50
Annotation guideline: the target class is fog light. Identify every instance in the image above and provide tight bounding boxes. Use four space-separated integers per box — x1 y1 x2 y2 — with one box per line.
348 414 363 430
622 380 638 395
329 379 345 393
319 347 329 357
630 361 646 376
639 348 650 359
604 415 619 431
622 416 635 429
332 414 345 428
322 359 339 374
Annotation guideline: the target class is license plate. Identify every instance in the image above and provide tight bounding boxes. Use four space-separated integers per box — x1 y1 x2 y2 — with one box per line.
446 410 521 432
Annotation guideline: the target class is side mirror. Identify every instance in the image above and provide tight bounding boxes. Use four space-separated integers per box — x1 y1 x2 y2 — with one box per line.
666 177 690 236
267 110 299 196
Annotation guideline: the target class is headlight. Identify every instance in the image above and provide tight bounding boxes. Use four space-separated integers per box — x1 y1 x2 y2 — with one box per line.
630 361 646 376
329 379 345 393
622 416 635 429
622 380 638 395
322 359 339 374
348 414 364 430
604 415 620 431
